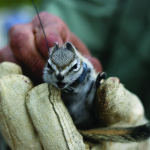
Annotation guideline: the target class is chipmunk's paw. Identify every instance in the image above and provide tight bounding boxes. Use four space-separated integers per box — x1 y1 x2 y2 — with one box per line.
95 72 107 88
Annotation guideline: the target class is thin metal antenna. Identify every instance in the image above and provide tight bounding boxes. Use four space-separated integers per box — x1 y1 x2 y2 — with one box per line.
31 0 49 51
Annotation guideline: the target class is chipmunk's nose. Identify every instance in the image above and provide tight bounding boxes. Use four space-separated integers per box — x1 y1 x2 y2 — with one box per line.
56 74 64 81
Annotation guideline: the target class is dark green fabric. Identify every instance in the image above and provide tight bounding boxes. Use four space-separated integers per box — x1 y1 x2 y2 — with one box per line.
45 0 150 119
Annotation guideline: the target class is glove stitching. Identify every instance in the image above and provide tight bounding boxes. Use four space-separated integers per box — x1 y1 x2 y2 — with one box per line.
48 84 70 150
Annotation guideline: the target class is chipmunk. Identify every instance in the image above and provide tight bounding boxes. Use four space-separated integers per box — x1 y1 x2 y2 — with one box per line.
43 42 106 130
43 42 150 143
31 0 150 143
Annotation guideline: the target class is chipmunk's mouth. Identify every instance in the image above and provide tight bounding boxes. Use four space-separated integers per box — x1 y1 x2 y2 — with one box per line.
57 82 66 89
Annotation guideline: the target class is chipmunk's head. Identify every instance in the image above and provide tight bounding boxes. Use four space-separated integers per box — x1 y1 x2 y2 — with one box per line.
43 42 88 89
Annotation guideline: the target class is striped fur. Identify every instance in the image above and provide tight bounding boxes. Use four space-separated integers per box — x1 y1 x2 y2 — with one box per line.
80 123 150 143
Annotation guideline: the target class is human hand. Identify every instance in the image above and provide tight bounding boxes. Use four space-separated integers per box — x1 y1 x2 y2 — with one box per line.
0 62 92 150
0 12 102 84
0 62 149 150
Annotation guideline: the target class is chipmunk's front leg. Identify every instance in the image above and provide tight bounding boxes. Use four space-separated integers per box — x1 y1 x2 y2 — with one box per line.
95 72 107 88
86 72 107 109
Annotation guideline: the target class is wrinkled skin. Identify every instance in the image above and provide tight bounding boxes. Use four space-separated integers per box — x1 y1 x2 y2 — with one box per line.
0 12 102 84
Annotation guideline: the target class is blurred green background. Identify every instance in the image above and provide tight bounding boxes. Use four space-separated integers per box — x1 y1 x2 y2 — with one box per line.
0 0 41 7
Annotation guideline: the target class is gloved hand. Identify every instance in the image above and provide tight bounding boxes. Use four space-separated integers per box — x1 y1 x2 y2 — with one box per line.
0 62 149 150
0 12 102 84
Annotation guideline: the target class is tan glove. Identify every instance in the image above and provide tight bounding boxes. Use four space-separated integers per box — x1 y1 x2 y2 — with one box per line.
0 62 149 150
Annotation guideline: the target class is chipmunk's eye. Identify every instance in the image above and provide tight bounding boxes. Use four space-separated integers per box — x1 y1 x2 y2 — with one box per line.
69 63 78 72
47 63 54 71
72 64 78 69
70 64 78 71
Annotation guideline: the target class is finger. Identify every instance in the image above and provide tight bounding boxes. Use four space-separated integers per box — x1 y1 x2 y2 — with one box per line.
88 56 103 72
0 75 42 150
0 62 22 78
32 12 68 58
69 33 91 56
0 45 20 64
34 27 63 59
26 84 85 149
95 77 145 126
9 24 46 80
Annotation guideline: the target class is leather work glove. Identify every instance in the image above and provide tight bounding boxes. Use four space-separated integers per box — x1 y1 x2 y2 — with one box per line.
0 62 149 150
0 12 102 84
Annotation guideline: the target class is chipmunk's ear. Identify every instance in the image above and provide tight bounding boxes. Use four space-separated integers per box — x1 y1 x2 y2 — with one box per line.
50 42 60 55
65 42 75 53
53 42 59 51
54 42 59 49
